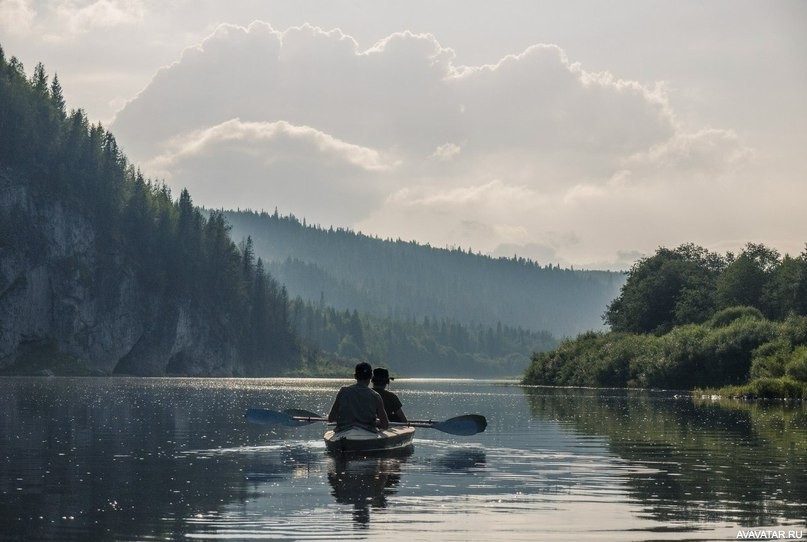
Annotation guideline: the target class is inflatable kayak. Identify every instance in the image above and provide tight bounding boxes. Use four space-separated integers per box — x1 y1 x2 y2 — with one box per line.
324 425 415 454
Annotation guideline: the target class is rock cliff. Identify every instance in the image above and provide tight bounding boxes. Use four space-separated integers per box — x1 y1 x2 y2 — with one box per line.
0 170 244 376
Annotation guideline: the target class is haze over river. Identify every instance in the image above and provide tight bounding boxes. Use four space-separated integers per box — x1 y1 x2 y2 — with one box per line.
1 377 805 541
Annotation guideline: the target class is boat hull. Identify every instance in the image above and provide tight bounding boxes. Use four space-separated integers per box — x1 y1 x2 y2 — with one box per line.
324 426 415 454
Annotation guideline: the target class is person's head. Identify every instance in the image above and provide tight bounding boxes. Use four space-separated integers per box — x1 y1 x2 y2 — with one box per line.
371 367 393 388
354 362 372 382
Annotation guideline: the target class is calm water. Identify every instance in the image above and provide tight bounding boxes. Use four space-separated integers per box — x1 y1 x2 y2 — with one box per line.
1 378 806 541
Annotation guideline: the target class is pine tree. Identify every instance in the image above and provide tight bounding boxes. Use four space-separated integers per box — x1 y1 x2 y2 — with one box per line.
50 73 65 118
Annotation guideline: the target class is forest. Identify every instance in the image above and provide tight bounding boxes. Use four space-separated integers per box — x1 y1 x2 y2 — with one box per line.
0 47 299 375
523 243 807 397
287 299 555 377
0 47 556 377
223 209 625 338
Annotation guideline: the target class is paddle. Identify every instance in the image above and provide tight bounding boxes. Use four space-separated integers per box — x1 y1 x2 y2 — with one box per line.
416 414 487 436
245 408 487 436
245 408 324 426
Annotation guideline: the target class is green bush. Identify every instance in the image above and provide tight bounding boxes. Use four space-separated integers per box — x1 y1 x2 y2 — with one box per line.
785 346 807 382
700 317 776 385
750 338 791 379
708 306 765 328
780 314 807 346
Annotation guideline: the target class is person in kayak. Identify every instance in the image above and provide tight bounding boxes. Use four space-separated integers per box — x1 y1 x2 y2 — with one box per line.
371 367 408 423
328 362 389 432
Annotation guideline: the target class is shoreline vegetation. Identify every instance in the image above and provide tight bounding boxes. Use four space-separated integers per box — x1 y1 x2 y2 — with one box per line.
523 243 807 400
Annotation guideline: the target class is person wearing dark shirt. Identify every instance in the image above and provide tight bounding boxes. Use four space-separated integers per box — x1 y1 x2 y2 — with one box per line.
371 367 408 423
328 362 389 432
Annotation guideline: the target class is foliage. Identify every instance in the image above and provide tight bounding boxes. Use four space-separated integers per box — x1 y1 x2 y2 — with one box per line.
290 300 556 377
550 242 807 395
605 243 807 335
785 347 807 381
0 50 299 375
711 377 807 400
524 312 801 390
707 305 765 328
223 210 625 338
604 244 726 334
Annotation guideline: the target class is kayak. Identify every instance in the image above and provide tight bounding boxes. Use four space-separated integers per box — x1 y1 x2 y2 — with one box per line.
324 425 415 454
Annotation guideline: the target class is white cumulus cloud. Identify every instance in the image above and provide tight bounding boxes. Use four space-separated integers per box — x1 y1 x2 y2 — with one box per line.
108 20 770 269
145 118 396 226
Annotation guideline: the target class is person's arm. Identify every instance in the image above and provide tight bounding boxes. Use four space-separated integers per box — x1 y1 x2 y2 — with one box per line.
390 393 407 423
327 389 343 422
394 407 408 423
375 394 390 429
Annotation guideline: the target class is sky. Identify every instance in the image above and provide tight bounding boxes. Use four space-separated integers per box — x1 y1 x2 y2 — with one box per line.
2 1 806 270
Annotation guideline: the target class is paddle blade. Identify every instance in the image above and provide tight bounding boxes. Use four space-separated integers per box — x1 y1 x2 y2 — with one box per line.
245 408 311 427
283 408 324 419
432 414 487 436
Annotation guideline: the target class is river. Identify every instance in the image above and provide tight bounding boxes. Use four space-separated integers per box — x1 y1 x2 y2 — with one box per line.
1 377 805 541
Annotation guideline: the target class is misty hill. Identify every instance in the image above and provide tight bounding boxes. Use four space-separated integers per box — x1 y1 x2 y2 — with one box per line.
223 210 626 337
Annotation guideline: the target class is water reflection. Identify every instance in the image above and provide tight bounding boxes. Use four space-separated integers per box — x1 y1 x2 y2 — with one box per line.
3 377 806 541
327 447 414 526
433 448 487 472
523 386 807 527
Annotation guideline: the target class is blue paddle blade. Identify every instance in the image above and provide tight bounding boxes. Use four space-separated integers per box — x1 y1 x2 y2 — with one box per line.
245 408 311 426
432 415 487 436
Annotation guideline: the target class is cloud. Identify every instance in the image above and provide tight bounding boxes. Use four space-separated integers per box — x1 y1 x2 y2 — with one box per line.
109 20 767 269
55 0 144 35
621 128 753 181
431 142 462 161
0 0 36 35
145 118 396 225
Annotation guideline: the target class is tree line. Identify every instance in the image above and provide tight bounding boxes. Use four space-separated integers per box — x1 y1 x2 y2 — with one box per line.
288 300 556 377
604 242 807 334
524 243 807 397
223 209 625 337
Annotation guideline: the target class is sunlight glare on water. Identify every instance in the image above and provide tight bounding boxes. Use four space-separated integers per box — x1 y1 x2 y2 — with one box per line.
0 377 805 541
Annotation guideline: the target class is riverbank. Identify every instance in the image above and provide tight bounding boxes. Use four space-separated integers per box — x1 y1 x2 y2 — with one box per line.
522 310 807 399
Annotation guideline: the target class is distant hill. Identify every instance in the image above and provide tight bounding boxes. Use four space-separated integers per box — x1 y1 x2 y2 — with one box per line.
223 210 626 338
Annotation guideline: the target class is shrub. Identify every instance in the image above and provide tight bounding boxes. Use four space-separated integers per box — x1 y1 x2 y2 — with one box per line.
700 317 776 385
785 346 807 382
750 338 791 379
708 306 765 328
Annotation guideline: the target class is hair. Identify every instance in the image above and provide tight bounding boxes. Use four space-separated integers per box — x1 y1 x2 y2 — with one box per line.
354 362 372 381
372 367 391 386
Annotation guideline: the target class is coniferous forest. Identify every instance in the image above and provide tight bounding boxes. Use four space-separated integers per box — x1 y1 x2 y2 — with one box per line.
0 48 298 375
223 210 625 338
